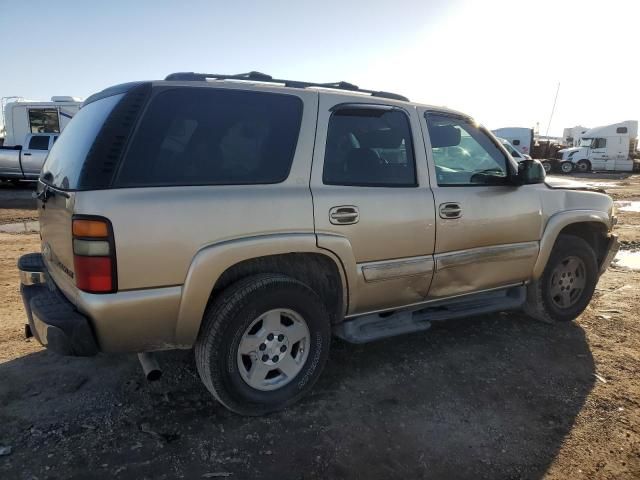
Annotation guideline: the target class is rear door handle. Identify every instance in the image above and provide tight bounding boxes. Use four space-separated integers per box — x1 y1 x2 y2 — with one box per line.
329 206 359 225
439 202 462 219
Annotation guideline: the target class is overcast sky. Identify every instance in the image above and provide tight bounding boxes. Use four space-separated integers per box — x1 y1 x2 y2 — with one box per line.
1 0 638 136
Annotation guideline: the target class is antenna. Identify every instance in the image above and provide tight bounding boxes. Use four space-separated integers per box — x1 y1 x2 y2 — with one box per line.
545 82 560 137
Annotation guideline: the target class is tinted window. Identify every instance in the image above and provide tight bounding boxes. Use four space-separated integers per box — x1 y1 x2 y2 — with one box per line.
28 135 50 150
42 94 124 190
426 113 509 186
116 88 303 187
616 127 627 134
29 109 60 133
593 138 607 148
512 139 520 145
323 108 416 187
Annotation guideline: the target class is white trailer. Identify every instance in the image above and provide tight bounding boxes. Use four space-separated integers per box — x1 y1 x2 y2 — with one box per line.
491 127 534 156
555 120 638 172
1 96 82 147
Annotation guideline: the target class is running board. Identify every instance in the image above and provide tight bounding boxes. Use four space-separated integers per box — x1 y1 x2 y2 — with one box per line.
334 286 526 344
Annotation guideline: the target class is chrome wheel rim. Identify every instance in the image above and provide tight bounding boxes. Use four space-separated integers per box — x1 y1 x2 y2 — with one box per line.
237 308 310 391
561 163 573 173
549 256 586 309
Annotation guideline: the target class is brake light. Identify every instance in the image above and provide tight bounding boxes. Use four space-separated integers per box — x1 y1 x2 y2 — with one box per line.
72 217 116 293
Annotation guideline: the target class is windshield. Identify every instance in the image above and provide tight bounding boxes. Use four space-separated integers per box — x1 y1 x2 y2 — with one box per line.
41 94 123 190
579 138 593 148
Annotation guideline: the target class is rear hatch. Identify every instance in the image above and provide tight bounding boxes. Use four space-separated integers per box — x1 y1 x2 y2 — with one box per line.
37 84 150 303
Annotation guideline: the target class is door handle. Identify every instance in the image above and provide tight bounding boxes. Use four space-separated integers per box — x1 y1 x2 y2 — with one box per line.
329 206 359 225
439 202 462 219
23 153 32 156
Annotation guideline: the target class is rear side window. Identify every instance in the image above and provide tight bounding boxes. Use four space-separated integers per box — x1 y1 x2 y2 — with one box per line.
616 127 627 134
41 94 124 190
28 135 50 150
323 108 416 187
115 88 303 187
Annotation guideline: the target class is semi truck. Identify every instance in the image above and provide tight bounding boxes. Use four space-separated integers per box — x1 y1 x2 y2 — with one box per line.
552 120 638 173
491 127 534 156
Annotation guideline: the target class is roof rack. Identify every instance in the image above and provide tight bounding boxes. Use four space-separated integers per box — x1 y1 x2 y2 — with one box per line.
164 71 409 102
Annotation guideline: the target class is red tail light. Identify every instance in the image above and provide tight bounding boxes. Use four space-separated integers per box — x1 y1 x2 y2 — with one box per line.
72 217 117 293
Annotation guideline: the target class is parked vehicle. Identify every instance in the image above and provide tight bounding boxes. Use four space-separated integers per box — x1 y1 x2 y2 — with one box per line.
18 72 619 415
552 121 638 173
0 133 58 182
492 127 534 156
1 96 81 147
497 137 532 161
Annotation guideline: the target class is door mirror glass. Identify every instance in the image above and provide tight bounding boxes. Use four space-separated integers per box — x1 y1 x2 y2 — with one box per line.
517 159 546 184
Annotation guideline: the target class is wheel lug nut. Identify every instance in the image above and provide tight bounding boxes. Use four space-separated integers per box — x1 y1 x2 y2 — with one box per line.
272 355 279 362
267 333 274 341
262 354 269 362
278 334 284 341
259 343 266 351
280 345 287 352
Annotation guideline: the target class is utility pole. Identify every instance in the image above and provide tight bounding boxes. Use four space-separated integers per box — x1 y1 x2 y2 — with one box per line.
545 82 560 138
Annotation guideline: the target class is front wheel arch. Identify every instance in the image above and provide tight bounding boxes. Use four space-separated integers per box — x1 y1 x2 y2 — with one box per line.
533 213 611 280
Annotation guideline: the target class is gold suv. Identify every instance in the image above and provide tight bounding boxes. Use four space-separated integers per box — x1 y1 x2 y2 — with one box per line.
19 72 619 415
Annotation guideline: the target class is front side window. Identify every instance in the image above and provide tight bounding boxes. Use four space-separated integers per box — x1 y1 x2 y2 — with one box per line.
116 88 302 187
593 138 607 149
579 138 593 148
323 108 416 187
29 109 60 133
28 135 50 150
425 113 509 186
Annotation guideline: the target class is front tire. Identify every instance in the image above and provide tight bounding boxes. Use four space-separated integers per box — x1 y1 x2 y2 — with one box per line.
560 161 574 174
195 274 331 415
524 234 598 323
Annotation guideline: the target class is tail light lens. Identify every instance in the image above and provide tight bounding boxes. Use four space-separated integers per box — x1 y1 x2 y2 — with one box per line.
72 217 117 293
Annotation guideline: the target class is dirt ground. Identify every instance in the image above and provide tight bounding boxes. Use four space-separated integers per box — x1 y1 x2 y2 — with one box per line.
0 175 638 479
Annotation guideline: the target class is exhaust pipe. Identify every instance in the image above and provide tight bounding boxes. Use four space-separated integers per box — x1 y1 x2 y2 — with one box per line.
137 352 162 381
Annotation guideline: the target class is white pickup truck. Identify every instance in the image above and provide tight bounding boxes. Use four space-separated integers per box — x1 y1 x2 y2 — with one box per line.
0 133 57 182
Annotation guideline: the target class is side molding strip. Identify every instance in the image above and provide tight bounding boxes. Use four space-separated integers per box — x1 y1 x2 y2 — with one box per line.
361 256 434 282
435 241 539 271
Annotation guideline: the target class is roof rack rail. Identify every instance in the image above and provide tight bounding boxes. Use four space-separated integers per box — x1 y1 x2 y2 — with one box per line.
164 71 409 102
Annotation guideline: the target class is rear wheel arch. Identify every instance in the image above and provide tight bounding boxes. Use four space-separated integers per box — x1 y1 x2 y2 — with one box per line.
207 252 347 326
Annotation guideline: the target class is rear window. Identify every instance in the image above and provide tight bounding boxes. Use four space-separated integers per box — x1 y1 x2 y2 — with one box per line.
41 94 124 190
115 88 303 187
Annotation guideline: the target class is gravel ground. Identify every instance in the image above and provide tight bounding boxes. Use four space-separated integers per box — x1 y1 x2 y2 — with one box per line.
0 175 638 479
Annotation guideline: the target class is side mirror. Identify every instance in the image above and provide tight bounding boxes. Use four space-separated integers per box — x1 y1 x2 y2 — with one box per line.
516 159 546 185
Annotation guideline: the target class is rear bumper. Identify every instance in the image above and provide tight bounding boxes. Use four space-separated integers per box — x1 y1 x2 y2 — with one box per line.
19 253 99 356
599 234 620 276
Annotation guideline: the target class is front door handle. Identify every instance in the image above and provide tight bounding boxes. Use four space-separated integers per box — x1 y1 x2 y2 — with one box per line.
23 153 32 156
329 206 359 225
439 202 462 219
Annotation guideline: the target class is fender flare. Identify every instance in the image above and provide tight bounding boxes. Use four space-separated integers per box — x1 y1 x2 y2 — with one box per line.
174 233 349 347
532 210 611 279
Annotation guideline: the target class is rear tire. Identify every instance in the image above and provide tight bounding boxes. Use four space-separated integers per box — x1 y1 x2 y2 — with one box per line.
576 159 591 173
524 234 598 323
195 274 331 415
560 161 574 174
